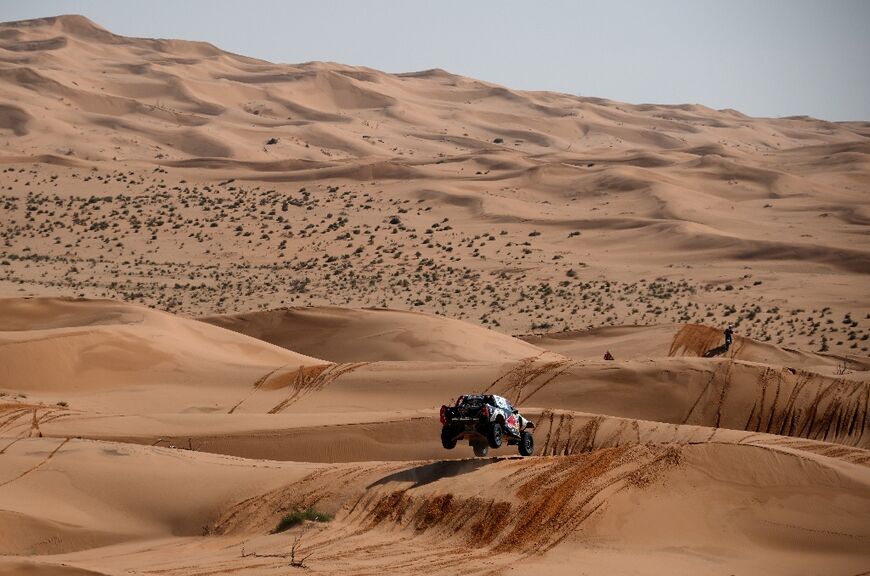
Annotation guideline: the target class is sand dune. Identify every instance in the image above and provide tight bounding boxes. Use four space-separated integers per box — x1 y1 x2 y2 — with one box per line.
0 15 867 360
0 299 326 409
1 296 869 574
524 322 869 375
1 13 868 576
1 435 867 575
0 437 316 555
201 306 553 362
22 407 870 466
7 299 865 448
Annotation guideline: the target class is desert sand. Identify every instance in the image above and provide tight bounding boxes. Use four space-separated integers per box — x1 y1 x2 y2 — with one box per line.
0 15 868 576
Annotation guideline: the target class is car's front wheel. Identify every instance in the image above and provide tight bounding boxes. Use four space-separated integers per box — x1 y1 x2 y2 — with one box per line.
518 431 534 456
487 422 503 449
472 442 489 457
441 426 458 449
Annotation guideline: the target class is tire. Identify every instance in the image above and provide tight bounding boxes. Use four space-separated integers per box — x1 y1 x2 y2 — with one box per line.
487 421 503 449
472 442 489 457
518 431 534 457
441 426 457 449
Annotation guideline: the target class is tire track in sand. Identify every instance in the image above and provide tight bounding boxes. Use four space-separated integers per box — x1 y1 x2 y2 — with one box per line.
0 437 70 488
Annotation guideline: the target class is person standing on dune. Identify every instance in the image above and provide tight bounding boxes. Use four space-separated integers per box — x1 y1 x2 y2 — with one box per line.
724 324 734 350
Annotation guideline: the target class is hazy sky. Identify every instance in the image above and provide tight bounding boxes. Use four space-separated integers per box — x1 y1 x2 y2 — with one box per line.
2 0 868 121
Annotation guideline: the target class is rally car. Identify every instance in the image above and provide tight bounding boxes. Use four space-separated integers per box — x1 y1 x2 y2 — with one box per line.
439 394 534 457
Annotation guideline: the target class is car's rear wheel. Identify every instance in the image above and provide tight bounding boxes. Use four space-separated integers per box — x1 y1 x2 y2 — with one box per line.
472 442 489 457
441 426 458 449
487 422 503 449
518 431 534 456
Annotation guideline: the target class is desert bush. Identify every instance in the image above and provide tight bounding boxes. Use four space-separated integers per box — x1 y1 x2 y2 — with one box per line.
274 508 332 533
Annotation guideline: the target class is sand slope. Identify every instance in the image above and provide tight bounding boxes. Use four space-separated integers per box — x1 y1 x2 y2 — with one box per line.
202 306 553 362
523 322 870 376
0 297 327 412
1 297 869 574
0 436 867 575
6 300 865 450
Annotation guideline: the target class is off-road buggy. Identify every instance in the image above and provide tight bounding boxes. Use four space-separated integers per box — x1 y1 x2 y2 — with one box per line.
439 394 535 457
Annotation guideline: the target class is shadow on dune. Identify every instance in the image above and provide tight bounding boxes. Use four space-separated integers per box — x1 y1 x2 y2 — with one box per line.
368 458 495 489
703 344 730 358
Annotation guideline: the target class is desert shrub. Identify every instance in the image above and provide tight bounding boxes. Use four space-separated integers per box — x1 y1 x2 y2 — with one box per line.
274 508 332 533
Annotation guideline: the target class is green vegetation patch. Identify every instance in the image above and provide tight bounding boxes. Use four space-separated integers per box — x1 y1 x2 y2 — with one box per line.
273 507 333 533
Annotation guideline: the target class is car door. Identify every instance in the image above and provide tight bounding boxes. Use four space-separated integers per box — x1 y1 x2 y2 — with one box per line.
504 399 520 435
